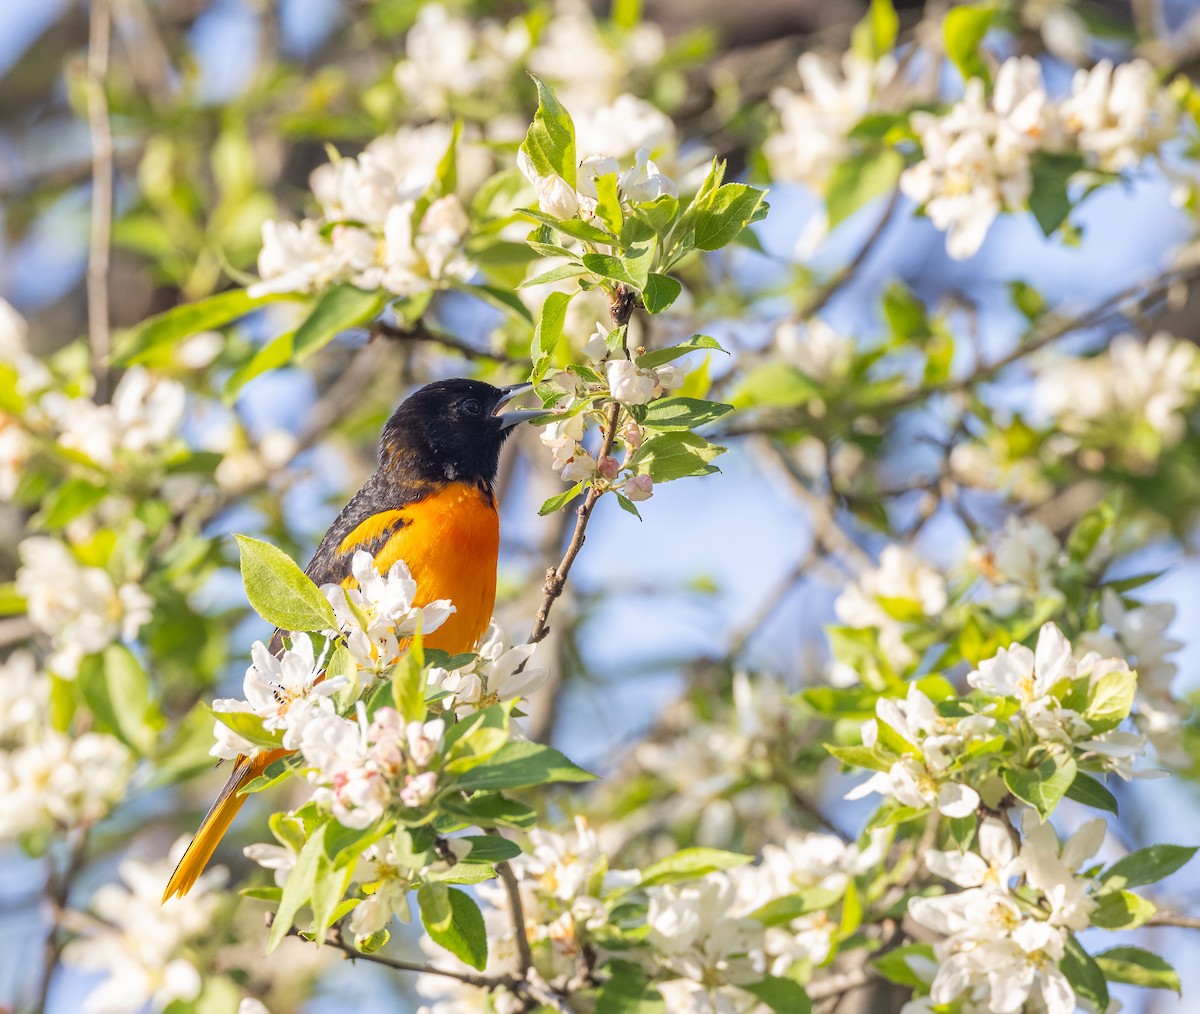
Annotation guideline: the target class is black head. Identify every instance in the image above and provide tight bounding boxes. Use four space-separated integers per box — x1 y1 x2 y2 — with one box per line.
378 379 538 488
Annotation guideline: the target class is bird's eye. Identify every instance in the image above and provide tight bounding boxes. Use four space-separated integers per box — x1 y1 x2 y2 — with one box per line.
460 398 482 416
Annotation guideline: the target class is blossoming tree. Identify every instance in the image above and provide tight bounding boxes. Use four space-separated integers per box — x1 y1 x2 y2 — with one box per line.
4 1 1200 1012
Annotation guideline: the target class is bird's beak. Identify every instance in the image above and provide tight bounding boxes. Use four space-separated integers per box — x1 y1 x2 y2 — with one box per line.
493 382 546 430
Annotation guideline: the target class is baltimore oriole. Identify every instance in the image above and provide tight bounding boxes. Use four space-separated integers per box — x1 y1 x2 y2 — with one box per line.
162 378 539 901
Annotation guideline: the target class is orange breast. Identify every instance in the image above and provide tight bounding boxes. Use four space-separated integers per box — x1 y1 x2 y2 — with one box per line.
338 482 499 655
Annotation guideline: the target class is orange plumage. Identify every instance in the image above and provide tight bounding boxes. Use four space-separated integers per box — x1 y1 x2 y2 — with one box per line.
162 379 536 902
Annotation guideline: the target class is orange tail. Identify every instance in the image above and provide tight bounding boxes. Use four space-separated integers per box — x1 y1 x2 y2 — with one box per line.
162 750 284 902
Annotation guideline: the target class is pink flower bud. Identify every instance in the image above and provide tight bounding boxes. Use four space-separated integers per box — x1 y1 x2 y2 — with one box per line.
621 421 643 450
399 771 438 808
625 474 653 501
598 455 620 480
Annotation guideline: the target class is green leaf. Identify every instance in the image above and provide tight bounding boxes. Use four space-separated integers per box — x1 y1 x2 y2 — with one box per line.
728 363 821 409
615 492 642 519
1029 151 1085 237
639 847 753 887
1090 889 1156 929
826 743 893 772
596 960 665 1013
77 644 159 754
1002 753 1076 819
454 740 596 791
1084 665 1136 732
583 246 654 291
235 534 338 632
852 0 899 60
1060 935 1108 1014
871 944 937 988
1102 844 1198 889
310 852 356 941
595 172 624 234
691 183 768 251
750 885 845 926
518 262 586 288
521 75 577 189
1095 947 1181 993
455 835 523 864
418 882 452 932
268 823 327 953
531 290 573 382
540 480 586 515
39 479 107 529
642 273 683 314
0 582 26 616
1063 771 1118 815
421 886 488 970
640 397 733 432
443 793 537 830
742 978 811 1014
519 208 616 245
114 289 286 364
943 3 997 84
635 334 726 369
224 329 295 402
292 284 386 362
826 149 903 229
392 634 427 724
207 707 285 750
633 431 725 482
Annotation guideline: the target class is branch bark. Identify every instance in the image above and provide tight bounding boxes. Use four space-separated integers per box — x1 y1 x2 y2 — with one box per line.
85 0 114 403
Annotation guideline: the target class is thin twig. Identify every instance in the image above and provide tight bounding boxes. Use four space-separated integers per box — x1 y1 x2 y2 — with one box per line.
1147 911 1200 929
807 967 871 1001
33 829 90 1013
527 286 635 645
374 320 526 367
85 0 114 403
496 859 534 977
804 188 901 318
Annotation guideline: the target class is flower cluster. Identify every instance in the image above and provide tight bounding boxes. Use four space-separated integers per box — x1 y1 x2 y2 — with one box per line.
1036 331 1200 470
538 342 682 498
251 124 484 298
518 144 677 224
392 4 530 120
904 57 1179 258
427 620 549 718
909 817 1107 1014
302 706 446 828
323 550 455 678
832 545 948 684
62 842 225 1014
16 537 153 679
765 52 907 194
210 633 339 759
417 817 637 1012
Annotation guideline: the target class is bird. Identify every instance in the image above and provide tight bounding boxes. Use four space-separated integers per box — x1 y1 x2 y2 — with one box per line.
162 378 540 901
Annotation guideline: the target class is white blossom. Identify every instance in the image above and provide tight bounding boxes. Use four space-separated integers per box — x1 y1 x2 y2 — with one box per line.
16 537 153 678
833 545 947 679
392 4 530 117
902 58 1051 259
766 52 903 193
1061 58 1178 172
0 730 133 839
323 550 455 677
210 633 343 760
1036 331 1200 452
427 620 548 717
606 359 656 405
63 839 224 1014
774 318 855 382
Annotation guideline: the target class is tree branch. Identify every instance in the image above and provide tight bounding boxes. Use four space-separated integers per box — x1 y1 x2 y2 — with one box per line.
374 320 526 367
1147 911 1200 929
527 286 636 645
496 859 534 977
85 0 114 403
33 829 89 1013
